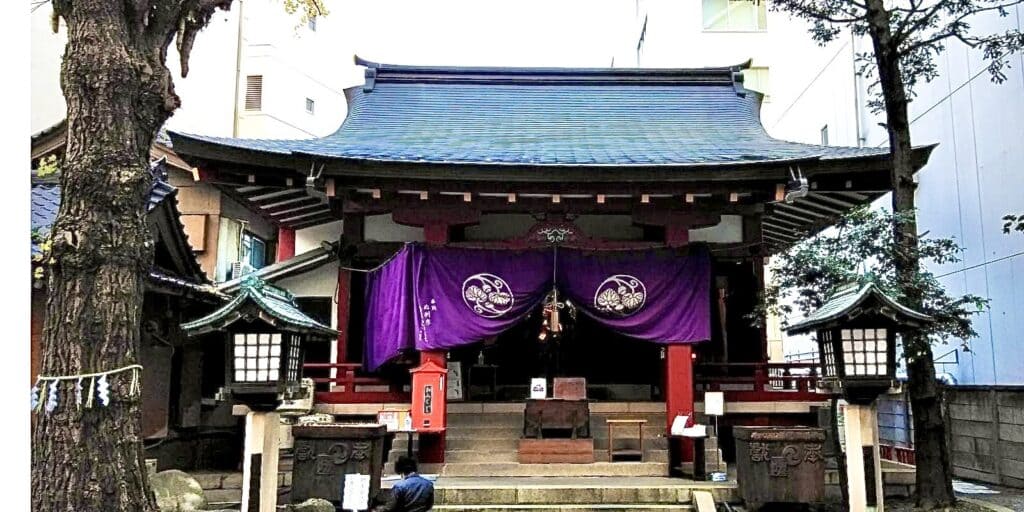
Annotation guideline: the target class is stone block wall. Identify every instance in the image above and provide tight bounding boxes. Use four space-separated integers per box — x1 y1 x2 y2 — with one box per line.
947 386 1024 488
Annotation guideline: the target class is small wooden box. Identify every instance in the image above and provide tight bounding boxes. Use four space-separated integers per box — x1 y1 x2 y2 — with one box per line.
553 377 586 400
518 439 594 464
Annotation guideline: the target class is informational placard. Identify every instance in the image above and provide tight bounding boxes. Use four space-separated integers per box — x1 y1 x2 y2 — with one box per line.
704 391 725 416
530 378 547 399
836 399 848 453
341 473 371 511
377 410 411 432
447 361 464 401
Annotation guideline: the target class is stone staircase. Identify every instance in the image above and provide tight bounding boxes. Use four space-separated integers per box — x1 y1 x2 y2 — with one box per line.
383 476 738 512
387 404 725 477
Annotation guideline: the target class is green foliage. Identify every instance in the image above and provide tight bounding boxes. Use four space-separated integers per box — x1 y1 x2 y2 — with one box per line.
1003 213 1024 234
771 0 1024 113
36 155 60 178
282 0 328 28
32 228 53 283
756 207 988 357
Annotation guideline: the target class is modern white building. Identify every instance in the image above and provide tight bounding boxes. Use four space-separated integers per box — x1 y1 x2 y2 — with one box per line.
623 1 1024 385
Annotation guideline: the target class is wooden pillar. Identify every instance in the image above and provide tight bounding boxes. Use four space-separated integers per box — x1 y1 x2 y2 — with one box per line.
241 411 280 512
333 215 363 370
335 269 352 364
666 345 695 462
276 226 295 262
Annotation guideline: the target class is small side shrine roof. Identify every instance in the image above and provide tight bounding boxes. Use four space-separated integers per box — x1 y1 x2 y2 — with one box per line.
181 275 338 337
785 282 933 335
170 57 903 168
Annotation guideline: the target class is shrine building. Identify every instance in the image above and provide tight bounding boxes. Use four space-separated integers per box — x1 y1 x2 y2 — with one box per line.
169 57 932 476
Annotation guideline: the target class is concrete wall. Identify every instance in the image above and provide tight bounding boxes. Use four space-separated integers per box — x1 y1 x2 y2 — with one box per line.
947 386 1024 488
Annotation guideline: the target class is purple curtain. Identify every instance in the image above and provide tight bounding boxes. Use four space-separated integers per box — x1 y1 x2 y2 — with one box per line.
556 248 711 343
412 245 554 352
363 245 417 370
364 244 710 370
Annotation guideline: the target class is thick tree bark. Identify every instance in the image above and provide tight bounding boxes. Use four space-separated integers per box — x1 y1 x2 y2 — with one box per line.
30 0 179 510
865 0 956 508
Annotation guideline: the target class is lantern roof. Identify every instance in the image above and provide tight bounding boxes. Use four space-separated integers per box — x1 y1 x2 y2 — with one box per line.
784 281 932 335
181 275 338 337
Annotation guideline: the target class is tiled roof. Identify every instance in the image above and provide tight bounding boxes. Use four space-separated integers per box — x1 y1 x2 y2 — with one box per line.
31 160 209 287
218 245 336 294
170 59 889 167
30 181 60 256
181 275 338 337
785 282 933 334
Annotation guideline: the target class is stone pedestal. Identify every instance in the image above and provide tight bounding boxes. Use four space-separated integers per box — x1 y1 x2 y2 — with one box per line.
291 424 387 507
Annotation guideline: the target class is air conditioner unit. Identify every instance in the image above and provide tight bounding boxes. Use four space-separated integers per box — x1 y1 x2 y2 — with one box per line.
230 261 255 280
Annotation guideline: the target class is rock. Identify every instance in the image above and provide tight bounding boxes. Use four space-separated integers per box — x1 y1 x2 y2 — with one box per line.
289 498 336 512
150 469 207 512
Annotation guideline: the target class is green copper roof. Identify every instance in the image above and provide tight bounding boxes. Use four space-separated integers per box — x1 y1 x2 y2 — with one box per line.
181 275 338 337
785 282 932 335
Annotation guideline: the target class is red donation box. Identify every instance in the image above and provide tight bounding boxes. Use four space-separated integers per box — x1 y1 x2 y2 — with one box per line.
410 360 447 433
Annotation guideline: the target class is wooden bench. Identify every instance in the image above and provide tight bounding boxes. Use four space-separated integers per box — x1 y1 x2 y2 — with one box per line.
607 418 646 462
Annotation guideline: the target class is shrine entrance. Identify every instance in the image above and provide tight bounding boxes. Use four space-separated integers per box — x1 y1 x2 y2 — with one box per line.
447 300 664 402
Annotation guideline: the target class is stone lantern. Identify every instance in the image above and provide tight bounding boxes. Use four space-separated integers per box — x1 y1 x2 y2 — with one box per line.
182 275 337 512
786 281 931 512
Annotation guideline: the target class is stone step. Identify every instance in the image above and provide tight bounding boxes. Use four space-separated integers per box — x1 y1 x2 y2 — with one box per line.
397 462 671 477
434 504 695 511
387 449 671 464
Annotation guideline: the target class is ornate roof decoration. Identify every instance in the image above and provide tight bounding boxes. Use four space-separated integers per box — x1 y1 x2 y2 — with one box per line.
181 275 338 337
785 282 933 335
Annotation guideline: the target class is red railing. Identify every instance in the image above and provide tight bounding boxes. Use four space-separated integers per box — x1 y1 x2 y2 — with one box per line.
695 362 825 402
880 444 916 465
302 363 410 404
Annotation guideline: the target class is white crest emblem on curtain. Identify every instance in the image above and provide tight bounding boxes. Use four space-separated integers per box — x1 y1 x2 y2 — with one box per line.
594 274 646 316
462 273 515 318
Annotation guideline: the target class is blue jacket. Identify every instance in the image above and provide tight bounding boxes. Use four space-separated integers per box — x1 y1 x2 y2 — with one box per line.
390 473 434 512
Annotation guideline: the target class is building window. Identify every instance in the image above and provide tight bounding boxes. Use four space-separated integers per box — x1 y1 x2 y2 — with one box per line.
305 97 315 114
703 0 767 31
743 66 770 100
240 231 267 270
245 75 263 111
308 17 317 31
821 125 830 145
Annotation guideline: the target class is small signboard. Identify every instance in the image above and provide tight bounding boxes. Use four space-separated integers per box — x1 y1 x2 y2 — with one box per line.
704 391 725 416
530 378 547 399
341 473 371 511
377 410 412 432
447 361 464 401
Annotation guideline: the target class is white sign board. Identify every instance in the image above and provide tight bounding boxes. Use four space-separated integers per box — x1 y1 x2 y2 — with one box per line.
341 473 371 511
447 361 464 401
704 391 725 416
530 378 547 399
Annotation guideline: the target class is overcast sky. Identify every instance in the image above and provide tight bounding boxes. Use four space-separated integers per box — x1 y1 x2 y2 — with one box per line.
337 0 636 69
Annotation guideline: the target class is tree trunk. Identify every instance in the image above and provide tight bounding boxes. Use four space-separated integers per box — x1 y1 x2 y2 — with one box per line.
864 0 956 508
31 0 178 509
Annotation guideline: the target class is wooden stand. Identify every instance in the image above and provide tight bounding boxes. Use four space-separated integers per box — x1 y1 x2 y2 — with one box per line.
241 411 280 512
607 418 646 462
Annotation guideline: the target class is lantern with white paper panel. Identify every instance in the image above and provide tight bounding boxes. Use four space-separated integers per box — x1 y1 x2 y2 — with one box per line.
182 275 338 410
786 282 932 405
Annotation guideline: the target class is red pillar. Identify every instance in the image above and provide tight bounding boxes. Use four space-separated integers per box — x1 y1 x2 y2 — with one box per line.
666 344 695 461
276 226 295 262
335 269 351 363
419 222 449 463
